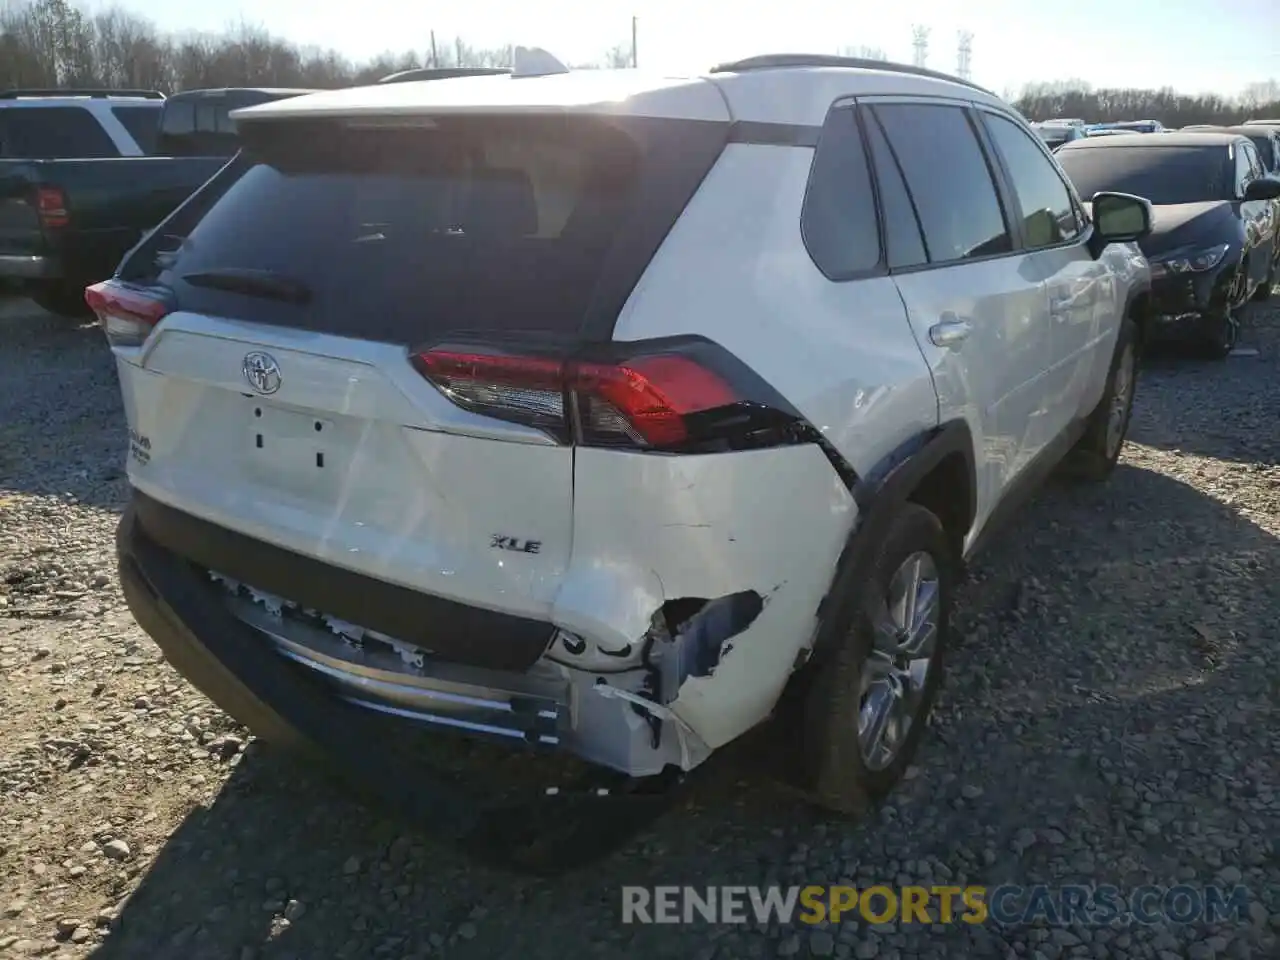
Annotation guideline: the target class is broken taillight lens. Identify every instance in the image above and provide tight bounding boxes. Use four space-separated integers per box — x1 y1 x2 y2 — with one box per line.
35 186 69 229
411 338 800 452
85 279 173 347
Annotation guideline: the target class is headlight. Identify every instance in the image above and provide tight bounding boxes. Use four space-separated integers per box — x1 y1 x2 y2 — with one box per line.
1151 243 1230 275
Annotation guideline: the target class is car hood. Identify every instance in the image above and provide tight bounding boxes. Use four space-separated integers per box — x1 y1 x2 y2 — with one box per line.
1139 201 1238 259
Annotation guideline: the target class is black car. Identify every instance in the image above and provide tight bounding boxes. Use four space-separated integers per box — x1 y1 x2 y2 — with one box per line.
1057 132 1280 357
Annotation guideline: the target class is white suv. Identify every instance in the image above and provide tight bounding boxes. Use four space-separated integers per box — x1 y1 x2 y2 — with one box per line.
93 54 1153 820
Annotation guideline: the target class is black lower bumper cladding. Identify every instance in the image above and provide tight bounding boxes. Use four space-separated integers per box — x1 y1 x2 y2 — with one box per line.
130 490 555 672
116 495 685 869
116 501 485 834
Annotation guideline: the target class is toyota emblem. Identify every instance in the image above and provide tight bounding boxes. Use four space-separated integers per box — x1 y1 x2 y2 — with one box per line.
242 351 282 395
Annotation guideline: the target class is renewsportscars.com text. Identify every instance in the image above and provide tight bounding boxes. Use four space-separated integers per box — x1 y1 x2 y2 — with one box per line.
621 884 1252 928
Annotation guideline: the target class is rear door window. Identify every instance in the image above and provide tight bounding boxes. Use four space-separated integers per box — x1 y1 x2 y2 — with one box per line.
870 103 1012 263
154 114 724 344
862 109 927 269
0 106 119 159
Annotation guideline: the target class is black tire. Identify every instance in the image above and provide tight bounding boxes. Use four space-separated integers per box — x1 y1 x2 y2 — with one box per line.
1197 263 1248 360
1064 316 1139 482
30 282 92 320
801 502 952 817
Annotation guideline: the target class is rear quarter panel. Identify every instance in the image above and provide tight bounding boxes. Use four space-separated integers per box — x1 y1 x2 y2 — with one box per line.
612 142 939 480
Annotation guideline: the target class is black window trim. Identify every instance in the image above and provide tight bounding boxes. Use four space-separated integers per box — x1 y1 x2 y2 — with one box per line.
799 102 889 283
854 93 1024 276
857 104 931 269
972 103 1094 257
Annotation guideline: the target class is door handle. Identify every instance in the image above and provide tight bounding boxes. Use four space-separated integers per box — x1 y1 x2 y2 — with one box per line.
928 317 973 347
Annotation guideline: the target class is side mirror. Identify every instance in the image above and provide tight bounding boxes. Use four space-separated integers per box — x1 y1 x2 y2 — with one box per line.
1090 192 1153 251
1244 178 1280 201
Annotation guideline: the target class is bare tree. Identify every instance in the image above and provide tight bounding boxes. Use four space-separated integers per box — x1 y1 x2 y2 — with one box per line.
838 45 887 62
2 0 1278 127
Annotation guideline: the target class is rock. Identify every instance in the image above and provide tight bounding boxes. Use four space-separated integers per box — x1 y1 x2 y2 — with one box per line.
102 839 130 860
68 928 91 945
55 918 81 937
456 922 477 941
776 934 800 957
284 900 306 922
342 856 361 876
961 785 984 800
810 931 836 957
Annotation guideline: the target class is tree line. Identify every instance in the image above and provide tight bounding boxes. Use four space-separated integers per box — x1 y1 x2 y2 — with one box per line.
1012 80 1280 127
2 0 1278 128
0 0 631 92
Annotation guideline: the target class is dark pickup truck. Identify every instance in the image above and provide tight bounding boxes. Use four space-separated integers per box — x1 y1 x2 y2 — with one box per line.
0 87 316 317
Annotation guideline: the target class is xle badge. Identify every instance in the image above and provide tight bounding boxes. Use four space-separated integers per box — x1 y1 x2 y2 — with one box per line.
491 535 541 555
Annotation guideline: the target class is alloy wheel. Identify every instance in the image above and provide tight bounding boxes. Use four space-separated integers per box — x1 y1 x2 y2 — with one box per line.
857 551 940 771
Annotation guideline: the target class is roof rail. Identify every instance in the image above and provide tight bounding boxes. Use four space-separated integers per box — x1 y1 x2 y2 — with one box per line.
708 54 993 96
0 88 164 100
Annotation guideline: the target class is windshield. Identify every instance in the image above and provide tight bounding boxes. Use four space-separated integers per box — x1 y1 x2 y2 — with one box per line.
1056 145 1232 205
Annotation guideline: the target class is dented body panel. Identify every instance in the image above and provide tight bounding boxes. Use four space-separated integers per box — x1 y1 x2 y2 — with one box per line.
553 445 856 751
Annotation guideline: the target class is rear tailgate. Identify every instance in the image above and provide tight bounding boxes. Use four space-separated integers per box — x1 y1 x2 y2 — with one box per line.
0 161 49 269
110 96 731 663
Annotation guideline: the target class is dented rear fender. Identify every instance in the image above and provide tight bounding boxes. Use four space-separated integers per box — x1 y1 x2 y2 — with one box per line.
550 444 857 750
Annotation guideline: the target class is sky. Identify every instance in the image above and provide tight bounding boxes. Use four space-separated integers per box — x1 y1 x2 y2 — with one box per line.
90 0 1279 98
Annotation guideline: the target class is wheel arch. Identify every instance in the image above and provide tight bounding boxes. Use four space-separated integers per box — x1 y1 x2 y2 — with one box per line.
770 419 976 786
808 418 976 667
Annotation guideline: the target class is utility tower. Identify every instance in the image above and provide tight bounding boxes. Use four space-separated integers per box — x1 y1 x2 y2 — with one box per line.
911 26 930 68
957 30 973 81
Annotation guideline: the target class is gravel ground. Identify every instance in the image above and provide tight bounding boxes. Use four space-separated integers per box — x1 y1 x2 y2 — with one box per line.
1 294 1277 960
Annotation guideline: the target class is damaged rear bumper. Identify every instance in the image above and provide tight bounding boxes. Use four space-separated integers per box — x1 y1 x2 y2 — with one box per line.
118 441 856 783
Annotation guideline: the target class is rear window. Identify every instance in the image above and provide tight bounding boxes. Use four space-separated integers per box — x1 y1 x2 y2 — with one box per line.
112 105 160 154
0 106 118 159
1057 146 1232 205
149 115 724 343
157 98 242 156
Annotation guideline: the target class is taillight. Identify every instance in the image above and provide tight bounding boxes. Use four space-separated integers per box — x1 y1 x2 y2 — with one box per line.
35 186 69 229
411 338 805 453
84 279 173 347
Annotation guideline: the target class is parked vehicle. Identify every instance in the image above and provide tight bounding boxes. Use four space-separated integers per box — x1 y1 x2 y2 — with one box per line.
1032 122 1086 151
93 53 1153 828
1092 120 1165 134
1244 119 1280 127
1084 128 1133 138
1181 124 1280 176
0 87 313 318
1057 132 1280 357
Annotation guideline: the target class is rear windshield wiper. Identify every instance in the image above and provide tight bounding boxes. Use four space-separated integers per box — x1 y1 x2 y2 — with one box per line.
180 267 311 305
